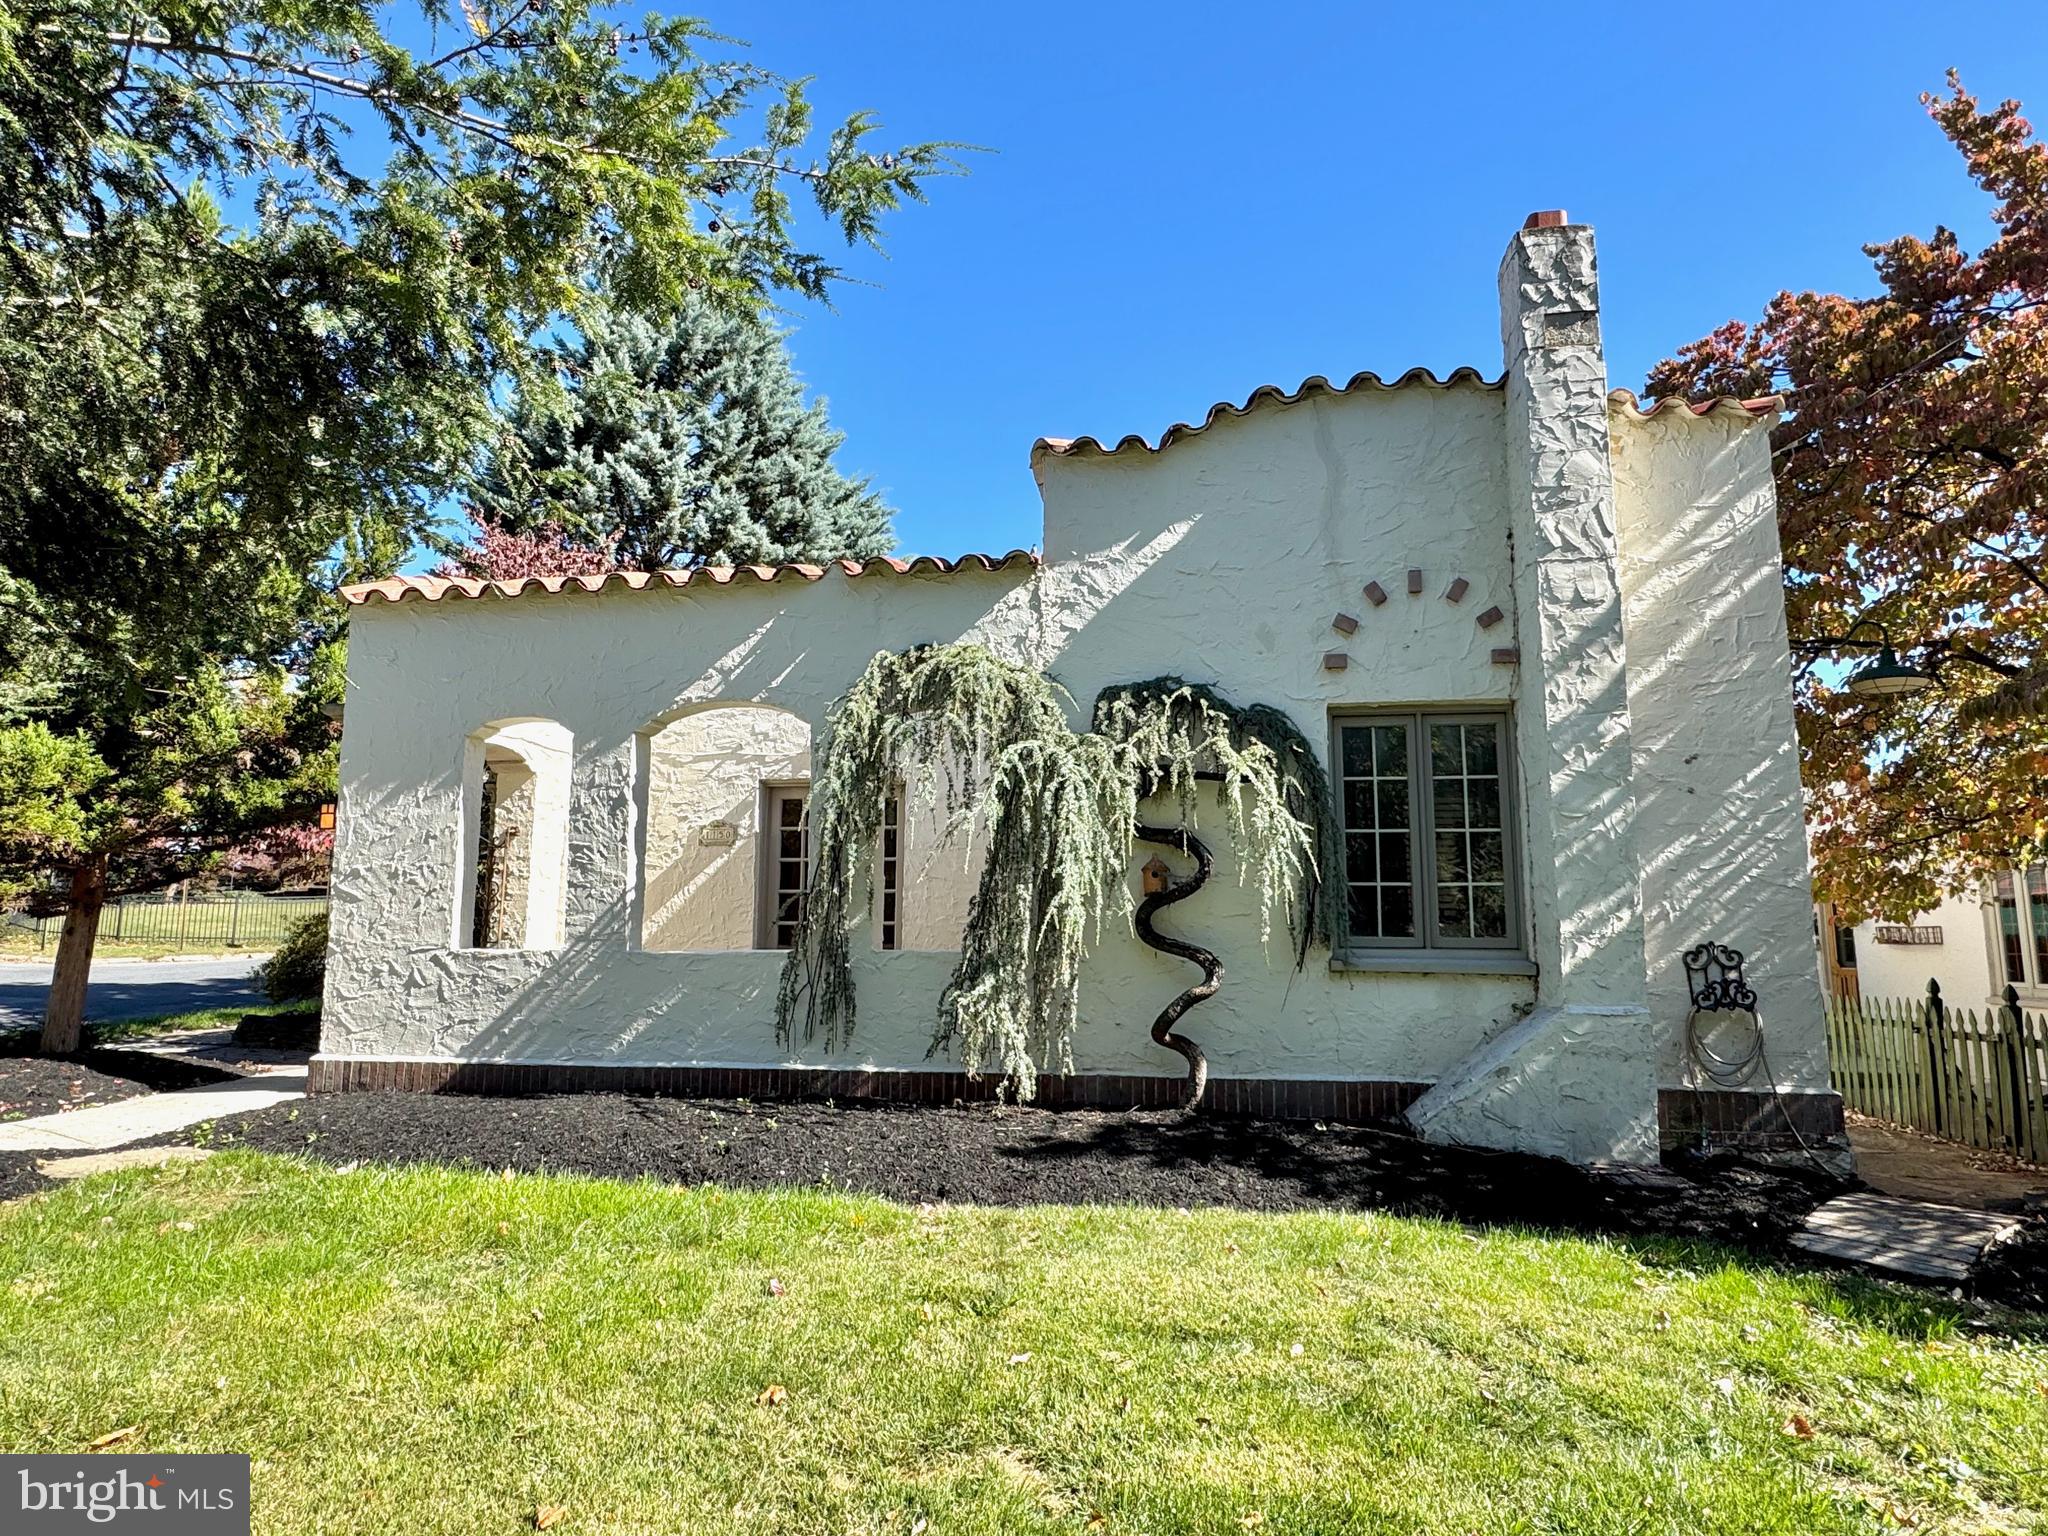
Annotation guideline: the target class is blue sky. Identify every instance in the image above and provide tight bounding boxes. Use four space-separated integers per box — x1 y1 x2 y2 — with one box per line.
710 1 2048 560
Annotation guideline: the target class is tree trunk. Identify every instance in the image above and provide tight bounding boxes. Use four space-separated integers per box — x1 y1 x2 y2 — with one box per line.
40 861 107 1055
1132 824 1221 1111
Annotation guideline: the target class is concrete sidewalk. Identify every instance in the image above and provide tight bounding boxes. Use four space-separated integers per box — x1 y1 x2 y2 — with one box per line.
0 1066 306 1153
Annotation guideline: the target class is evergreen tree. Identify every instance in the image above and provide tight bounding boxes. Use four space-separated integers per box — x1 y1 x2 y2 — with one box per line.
468 296 895 571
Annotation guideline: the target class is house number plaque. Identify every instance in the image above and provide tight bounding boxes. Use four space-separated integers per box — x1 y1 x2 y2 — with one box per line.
699 821 737 847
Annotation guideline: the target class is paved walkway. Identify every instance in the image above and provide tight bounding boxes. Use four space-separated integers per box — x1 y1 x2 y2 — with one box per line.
1848 1116 2048 1212
0 1066 306 1153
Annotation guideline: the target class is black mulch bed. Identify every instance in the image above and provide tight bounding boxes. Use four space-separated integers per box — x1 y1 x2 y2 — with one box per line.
163 1088 1854 1260
1974 1221 2048 1312
0 1036 241 1122
231 1009 320 1051
0 1151 51 1203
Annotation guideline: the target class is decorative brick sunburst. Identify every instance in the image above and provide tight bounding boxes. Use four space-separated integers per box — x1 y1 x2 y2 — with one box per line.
1325 570 1516 669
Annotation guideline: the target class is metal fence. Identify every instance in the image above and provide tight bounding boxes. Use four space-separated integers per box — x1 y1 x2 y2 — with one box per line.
1826 982 2048 1165
3 892 327 954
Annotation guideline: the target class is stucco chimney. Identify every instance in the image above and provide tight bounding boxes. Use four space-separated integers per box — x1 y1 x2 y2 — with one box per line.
1494 215 1649 1010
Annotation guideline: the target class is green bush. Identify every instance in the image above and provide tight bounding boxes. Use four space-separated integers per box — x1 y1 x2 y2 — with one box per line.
258 911 328 1002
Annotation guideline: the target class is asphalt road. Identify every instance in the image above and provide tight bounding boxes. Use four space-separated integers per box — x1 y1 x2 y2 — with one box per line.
0 956 267 1032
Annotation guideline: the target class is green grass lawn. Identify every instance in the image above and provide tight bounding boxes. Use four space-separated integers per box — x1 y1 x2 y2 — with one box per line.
0 1002 312 1055
1 1154 2043 1535
0 935 268 961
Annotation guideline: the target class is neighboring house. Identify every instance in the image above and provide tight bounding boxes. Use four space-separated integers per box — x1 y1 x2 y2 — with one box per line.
320 212 1841 1167
1819 865 2048 1010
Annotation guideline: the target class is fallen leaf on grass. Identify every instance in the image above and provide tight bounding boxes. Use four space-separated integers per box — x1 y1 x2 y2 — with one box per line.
1782 1414 1816 1439
87 1426 138 1449
755 1384 788 1407
767 1277 786 1297
534 1504 568 1529
1652 1311 1670 1332
1239 1514 1265 1529
1007 1353 1031 1366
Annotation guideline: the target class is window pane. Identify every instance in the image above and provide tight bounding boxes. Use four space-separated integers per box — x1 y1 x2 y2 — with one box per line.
1431 726 1459 776
1437 883 1470 938
1379 832 1411 884
1428 719 1506 946
1473 885 1507 939
1380 885 1414 939
1433 781 1465 829
1348 885 1378 937
1467 779 1501 831
1345 833 1377 884
1344 782 1373 827
1373 724 1407 776
1338 720 1417 943
1435 831 1467 885
765 789 811 949
1471 832 1504 883
1998 872 2025 985
2029 865 2048 985
1341 726 1373 777
1376 780 1411 828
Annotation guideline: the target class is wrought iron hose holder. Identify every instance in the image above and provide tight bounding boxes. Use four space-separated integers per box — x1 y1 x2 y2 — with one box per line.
1683 940 1765 1089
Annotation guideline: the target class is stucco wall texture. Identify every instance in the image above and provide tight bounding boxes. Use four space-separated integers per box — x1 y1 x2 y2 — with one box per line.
324 218 1830 1124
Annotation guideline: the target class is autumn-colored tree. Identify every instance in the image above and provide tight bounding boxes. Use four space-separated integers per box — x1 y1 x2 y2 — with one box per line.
1646 74 2048 922
434 511 623 581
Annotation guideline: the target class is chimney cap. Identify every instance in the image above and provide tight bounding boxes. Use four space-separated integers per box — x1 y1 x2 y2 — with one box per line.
1523 209 1569 230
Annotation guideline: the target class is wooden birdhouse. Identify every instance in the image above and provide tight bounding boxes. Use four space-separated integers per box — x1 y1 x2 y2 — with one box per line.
1141 856 1173 896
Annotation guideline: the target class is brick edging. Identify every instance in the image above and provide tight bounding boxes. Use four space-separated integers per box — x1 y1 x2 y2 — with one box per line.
1657 1087 1846 1149
308 1056 1429 1123
308 1057 1844 1148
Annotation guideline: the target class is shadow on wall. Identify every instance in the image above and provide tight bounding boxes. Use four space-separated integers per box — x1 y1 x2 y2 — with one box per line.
1617 428 1822 1084
637 702 812 953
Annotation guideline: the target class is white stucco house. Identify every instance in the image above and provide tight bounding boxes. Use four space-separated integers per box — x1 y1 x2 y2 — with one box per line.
320 212 1843 1167
1819 865 2048 1011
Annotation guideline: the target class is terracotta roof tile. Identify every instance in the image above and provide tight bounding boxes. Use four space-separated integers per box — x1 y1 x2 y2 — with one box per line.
1607 389 1782 422
341 550 1039 606
1032 366 1501 459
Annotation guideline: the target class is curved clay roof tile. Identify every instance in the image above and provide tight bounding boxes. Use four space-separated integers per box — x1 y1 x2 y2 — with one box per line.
1031 366 1502 459
340 550 1039 606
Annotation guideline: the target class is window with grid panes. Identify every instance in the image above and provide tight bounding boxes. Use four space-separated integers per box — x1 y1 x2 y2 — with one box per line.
761 786 810 949
877 792 902 950
1333 711 1520 951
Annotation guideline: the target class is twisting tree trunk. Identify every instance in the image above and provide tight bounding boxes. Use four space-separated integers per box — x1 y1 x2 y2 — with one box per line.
1132 824 1222 1110
41 857 108 1055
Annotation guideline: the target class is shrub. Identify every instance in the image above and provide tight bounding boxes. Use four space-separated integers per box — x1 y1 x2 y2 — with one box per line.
259 911 328 1002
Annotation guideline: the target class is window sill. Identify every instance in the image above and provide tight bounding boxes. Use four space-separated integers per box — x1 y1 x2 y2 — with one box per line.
1329 950 1538 978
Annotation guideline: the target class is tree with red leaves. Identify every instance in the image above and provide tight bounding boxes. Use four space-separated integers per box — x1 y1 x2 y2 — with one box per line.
1647 74 2048 921
434 513 622 582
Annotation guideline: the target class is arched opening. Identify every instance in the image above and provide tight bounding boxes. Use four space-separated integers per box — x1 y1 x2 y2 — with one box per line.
460 719 573 950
